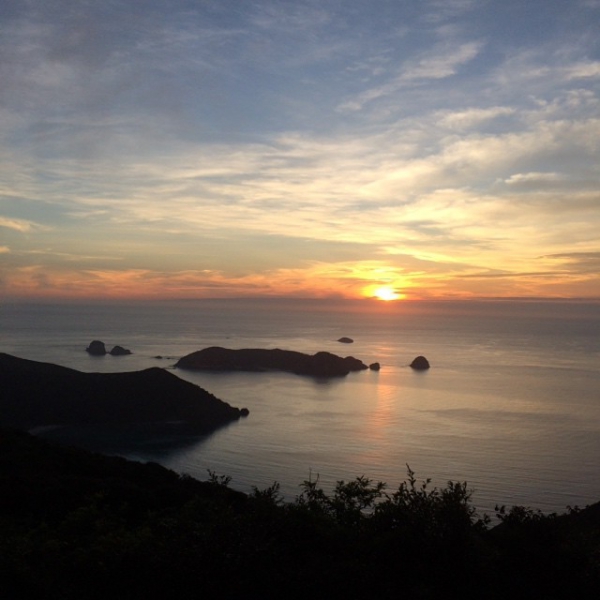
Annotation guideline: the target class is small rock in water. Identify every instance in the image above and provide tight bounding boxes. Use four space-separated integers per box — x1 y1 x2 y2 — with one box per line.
410 356 430 370
369 362 381 371
110 345 132 356
86 340 107 356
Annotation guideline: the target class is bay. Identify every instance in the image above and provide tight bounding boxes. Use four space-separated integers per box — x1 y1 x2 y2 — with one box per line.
1 297 599 516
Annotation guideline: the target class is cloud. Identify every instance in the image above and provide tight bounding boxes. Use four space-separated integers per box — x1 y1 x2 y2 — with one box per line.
422 0 480 23
0 216 41 232
503 172 564 187
564 62 600 80
401 41 482 81
23 250 123 262
541 252 600 275
337 41 483 112
437 106 516 130
5 105 597 270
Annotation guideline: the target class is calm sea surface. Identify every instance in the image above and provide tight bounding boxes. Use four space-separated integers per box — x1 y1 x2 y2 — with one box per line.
1 298 599 516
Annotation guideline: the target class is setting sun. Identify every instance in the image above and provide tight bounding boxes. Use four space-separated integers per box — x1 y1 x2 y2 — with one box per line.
373 286 402 301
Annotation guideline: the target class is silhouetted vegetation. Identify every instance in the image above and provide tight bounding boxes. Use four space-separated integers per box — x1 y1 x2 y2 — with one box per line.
1 427 599 599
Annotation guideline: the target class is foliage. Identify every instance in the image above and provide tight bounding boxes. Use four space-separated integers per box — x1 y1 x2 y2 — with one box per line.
2 428 600 599
374 465 490 533
495 503 552 525
296 472 385 527
206 468 232 487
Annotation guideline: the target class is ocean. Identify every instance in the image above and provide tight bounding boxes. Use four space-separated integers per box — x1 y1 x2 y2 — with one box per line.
1 297 599 517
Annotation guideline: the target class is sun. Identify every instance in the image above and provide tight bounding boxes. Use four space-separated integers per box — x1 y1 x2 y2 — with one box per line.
373 286 401 301
361 282 406 301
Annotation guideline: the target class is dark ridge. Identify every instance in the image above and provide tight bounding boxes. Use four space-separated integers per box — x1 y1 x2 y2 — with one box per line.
176 346 368 377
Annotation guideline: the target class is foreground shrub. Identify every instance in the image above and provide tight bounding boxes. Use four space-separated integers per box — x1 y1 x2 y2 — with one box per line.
2 429 600 599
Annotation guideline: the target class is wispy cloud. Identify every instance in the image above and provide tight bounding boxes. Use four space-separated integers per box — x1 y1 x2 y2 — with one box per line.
542 252 600 275
401 41 482 81
337 41 483 112
0 216 43 233
436 106 515 130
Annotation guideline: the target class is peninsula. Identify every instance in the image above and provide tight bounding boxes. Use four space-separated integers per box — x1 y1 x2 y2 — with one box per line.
0 353 246 436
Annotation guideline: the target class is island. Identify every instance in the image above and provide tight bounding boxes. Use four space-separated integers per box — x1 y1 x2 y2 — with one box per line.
0 353 246 437
176 347 368 377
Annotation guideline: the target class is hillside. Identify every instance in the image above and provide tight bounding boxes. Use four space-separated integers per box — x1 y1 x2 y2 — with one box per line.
0 353 246 437
1 427 600 599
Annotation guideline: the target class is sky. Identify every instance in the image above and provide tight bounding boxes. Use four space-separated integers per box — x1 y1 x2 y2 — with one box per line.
1 0 600 302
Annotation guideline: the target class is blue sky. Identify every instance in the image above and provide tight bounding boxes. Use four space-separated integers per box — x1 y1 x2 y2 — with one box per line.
1 0 599 300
